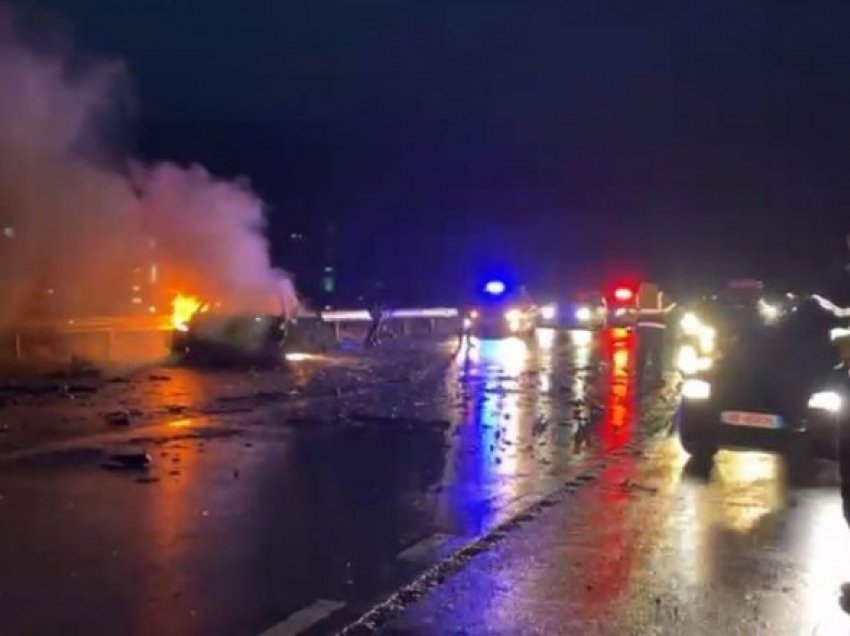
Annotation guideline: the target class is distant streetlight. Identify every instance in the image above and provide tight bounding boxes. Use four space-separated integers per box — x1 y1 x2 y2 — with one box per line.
3 226 14 239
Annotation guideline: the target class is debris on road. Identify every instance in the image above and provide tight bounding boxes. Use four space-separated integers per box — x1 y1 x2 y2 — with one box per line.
104 410 131 426
102 449 152 470
619 479 658 494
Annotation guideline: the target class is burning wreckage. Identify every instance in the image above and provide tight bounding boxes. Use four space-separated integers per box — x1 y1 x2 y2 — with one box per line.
169 294 289 366
0 12 304 369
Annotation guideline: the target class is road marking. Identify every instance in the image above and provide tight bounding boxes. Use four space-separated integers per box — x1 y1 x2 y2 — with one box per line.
397 532 453 562
260 599 345 636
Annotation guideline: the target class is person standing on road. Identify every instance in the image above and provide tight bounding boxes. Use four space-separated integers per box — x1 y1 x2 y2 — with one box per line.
362 282 386 348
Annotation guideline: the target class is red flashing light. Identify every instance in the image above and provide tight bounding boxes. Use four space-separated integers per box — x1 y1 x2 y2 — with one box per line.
613 287 634 302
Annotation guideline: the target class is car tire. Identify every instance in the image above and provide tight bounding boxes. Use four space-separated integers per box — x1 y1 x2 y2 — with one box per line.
677 411 718 460
679 432 718 461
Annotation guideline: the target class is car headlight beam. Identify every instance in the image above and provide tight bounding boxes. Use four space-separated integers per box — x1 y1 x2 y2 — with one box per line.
681 379 711 400
541 304 557 321
808 391 843 413
504 308 521 322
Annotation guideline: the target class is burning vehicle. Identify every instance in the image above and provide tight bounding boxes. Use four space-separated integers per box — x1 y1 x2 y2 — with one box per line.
172 312 287 366
168 294 293 365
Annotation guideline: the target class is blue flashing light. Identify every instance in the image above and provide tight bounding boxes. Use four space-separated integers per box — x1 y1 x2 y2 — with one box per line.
484 280 506 295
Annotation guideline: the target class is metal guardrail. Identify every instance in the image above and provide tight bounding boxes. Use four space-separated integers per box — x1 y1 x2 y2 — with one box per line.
318 307 459 322
2 308 462 361
3 304 679 362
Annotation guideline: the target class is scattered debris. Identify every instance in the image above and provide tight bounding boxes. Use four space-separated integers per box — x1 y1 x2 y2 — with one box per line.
620 479 657 494
64 384 98 395
102 449 151 470
104 410 131 426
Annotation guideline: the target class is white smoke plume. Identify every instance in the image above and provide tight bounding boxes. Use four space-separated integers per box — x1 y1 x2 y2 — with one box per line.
0 7 298 332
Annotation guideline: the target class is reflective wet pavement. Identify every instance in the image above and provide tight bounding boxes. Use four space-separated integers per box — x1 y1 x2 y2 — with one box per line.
6 329 843 635
385 441 850 635
0 330 628 635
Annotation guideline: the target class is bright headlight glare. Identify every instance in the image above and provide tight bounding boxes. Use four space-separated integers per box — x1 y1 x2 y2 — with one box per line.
808 391 843 413
575 306 592 322
463 317 473 329
677 345 699 374
504 308 521 322
541 304 557 320
830 327 850 342
681 379 711 400
681 312 702 335
698 328 716 354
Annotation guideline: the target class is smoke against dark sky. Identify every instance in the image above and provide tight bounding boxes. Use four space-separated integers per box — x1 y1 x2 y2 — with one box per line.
0 6 296 328
24 0 850 298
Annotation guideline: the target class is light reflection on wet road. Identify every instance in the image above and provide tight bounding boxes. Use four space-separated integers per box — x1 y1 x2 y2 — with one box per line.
387 439 850 635
5 329 845 635
0 331 611 635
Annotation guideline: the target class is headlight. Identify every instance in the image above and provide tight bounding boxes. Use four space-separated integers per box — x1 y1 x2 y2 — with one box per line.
698 327 716 354
504 308 521 322
680 312 715 353
676 345 712 375
541 304 557 321
808 391 843 413
758 299 781 324
682 379 711 400
677 345 699 374
575 306 592 322
830 327 850 342
680 312 702 335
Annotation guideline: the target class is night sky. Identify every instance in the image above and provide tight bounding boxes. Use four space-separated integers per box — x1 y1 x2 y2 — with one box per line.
27 0 850 301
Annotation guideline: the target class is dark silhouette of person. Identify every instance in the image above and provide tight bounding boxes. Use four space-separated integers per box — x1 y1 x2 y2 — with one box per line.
363 283 386 348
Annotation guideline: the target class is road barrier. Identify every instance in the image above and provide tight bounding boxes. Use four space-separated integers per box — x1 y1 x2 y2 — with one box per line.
2 304 677 362
315 307 460 342
1 308 462 362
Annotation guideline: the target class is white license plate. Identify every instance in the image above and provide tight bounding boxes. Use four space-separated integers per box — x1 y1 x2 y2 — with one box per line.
721 411 783 429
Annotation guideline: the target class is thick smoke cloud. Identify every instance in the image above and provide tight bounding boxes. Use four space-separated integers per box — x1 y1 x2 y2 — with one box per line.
0 7 297 330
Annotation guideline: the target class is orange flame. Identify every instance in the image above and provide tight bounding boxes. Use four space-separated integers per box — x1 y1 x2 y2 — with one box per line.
171 294 207 332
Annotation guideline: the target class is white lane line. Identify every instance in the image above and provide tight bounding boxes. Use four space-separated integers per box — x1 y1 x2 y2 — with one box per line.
259 599 346 636
397 532 453 562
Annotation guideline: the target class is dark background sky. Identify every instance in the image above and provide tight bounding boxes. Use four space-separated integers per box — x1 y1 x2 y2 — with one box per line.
24 0 850 302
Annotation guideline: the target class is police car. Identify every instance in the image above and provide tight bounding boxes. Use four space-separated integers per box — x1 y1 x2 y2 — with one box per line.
463 280 537 338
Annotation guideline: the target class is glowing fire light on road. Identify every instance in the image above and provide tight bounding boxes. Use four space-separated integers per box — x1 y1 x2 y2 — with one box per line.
171 294 207 332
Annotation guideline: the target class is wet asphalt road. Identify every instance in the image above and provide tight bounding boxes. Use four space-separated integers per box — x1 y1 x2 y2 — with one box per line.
0 330 627 635
5 329 845 635
385 441 850 636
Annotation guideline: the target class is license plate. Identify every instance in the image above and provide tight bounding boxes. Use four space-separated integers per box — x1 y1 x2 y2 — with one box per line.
721 411 783 429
